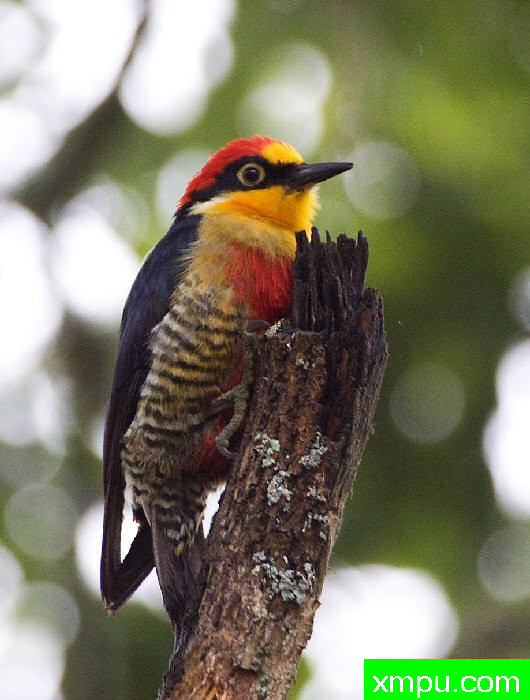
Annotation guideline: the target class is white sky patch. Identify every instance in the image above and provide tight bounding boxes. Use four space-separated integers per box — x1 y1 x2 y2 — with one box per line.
120 0 235 134
483 340 530 518
24 0 140 131
157 149 212 221
0 2 43 87
86 415 105 461
0 378 41 446
344 142 421 219
0 547 24 627
79 178 151 247
0 623 64 700
75 502 163 611
0 548 70 697
390 362 465 444
0 201 62 385
0 371 70 451
0 100 57 192
31 372 71 454
302 565 458 700
0 0 139 191
52 201 139 327
239 44 332 156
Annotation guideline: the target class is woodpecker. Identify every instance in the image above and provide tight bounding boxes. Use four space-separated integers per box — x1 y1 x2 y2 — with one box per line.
101 136 352 637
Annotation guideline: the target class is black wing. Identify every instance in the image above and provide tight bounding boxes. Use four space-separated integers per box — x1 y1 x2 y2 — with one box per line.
101 215 200 612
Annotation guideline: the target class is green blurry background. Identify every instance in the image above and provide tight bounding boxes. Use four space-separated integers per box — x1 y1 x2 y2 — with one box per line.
0 1 529 698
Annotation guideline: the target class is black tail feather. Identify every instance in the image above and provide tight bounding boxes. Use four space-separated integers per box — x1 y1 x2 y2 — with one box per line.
155 528 207 700
151 519 206 647
103 521 155 613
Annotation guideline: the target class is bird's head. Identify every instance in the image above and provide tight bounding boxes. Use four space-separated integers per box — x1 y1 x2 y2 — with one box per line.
177 136 352 235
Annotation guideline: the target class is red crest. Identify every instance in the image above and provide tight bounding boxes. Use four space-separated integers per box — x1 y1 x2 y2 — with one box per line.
179 136 276 209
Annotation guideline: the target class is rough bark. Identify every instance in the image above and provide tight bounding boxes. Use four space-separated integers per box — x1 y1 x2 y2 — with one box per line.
164 229 388 700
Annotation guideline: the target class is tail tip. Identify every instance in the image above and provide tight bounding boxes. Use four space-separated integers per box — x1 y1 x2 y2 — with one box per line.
103 597 118 616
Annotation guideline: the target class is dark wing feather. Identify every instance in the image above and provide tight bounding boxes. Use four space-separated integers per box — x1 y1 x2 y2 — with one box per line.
101 215 200 611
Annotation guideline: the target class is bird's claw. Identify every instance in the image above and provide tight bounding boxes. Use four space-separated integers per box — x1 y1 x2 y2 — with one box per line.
214 383 250 460
212 319 268 459
215 440 236 460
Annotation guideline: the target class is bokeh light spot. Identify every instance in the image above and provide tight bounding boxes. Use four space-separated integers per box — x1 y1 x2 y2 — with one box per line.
74 502 104 598
86 415 105 461
79 179 150 247
0 2 42 87
5 484 78 560
0 202 62 383
0 624 64 700
120 0 234 134
31 372 70 454
390 362 465 444
239 43 332 155
0 443 62 488
21 0 140 132
344 142 421 219
0 101 56 192
0 546 24 623
478 525 530 602
0 372 69 452
52 201 139 326
17 582 80 647
0 379 40 446
157 149 212 222
0 0 140 191
302 565 458 699
483 340 530 518
508 267 530 331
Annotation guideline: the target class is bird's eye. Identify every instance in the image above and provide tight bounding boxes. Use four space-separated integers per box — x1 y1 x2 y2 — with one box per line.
237 163 266 187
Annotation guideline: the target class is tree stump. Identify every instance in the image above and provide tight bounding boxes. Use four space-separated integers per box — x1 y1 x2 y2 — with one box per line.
163 228 388 700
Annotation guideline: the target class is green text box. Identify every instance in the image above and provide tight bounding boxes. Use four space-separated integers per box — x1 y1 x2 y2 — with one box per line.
364 659 528 698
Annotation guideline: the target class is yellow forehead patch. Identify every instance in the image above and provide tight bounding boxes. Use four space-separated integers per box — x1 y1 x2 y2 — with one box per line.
261 141 304 166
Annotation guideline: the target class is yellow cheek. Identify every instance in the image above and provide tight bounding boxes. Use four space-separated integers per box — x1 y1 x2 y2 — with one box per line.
209 186 319 234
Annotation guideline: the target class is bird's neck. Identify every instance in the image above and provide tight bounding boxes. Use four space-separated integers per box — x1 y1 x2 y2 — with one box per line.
187 213 297 322
192 185 318 235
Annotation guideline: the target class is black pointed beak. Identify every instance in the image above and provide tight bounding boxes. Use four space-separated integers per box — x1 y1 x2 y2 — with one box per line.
288 161 353 190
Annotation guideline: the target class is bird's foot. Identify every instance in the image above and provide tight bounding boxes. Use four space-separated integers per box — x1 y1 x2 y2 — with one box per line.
212 320 269 458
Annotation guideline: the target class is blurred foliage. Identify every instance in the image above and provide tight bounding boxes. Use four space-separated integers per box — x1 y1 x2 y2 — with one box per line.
2 0 529 698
